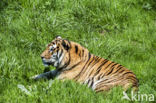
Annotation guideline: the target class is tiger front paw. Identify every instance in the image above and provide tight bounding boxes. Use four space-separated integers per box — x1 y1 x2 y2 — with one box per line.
31 74 40 80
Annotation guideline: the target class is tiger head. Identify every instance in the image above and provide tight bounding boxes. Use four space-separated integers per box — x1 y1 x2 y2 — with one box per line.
40 36 71 69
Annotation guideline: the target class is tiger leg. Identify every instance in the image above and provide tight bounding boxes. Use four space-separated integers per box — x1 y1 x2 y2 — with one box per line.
122 82 133 91
121 80 138 92
92 79 113 92
92 77 122 92
94 84 111 92
94 82 138 92
31 69 58 80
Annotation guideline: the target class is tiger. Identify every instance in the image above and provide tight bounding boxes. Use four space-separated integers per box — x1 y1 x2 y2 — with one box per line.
32 36 139 92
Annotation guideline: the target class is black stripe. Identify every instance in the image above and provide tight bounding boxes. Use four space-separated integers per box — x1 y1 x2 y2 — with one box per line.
58 53 71 71
98 75 101 80
56 49 59 56
117 64 122 68
126 76 137 81
110 63 118 68
106 63 118 70
65 39 71 45
96 59 109 72
82 49 84 56
93 59 109 76
87 57 102 77
113 66 123 74
87 56 96 67
87 79 90 84
105 63 118 76
79 50 81 57
88 69 95 77
65 39 71 48
58 49 63 65
122 71 134 76
96 62 114 77
104 62 114 70
119 70 125 73
65 53 71 68
75 45 78 54
95 83 109 90
74 52 91 79
89 56 101 68
88 52 91 60
98 73 103 80
59 49 63 58
62 40 70 51
104 79 119 84
101 74 105 78
94 56 101 63
105 67 115 76
90 77 94 88
67 61 82 70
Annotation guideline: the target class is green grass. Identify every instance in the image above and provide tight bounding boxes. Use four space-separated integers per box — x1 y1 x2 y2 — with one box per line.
0 0 156 103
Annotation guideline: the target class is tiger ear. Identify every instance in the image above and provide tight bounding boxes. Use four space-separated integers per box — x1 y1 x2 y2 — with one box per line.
55 35 62 39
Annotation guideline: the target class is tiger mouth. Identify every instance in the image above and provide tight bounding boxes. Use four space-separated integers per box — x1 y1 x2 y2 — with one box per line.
42 61 53 67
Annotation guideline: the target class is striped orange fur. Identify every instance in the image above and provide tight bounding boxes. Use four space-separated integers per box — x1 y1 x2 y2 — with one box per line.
34 36 139 92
